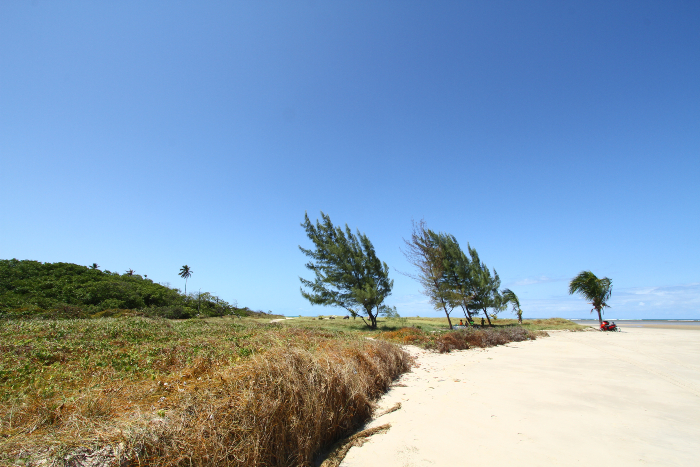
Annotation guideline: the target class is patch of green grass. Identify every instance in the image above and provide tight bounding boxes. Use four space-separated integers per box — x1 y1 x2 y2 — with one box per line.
253 315 586 333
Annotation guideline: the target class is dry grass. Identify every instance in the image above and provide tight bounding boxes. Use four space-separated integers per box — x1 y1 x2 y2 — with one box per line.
379 326 547 353
0 318 411 466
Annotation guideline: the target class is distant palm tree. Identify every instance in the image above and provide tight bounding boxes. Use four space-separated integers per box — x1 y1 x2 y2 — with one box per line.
125 269 135 276
502 288 523 324
179 265 193 295
569 271 612 325
90 263 100 270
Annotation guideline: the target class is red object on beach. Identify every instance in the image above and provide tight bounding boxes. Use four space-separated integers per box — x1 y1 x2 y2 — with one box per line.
600 320 618 331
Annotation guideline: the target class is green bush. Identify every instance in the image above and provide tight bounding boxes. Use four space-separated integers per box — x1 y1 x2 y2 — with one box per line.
0 259 237 320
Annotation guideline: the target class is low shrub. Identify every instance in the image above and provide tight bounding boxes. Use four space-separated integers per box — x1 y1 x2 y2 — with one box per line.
380 326 547 353
141 305 194 319
378 327 429 345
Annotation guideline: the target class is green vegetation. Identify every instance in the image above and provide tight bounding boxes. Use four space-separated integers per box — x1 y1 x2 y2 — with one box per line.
0 218 594 466
0 313 569 464
401 220 518 328
401 219 457 327
0 259 248 319
569 271 613 324
267 316 586 334
0 317 411 466
299 212 394 329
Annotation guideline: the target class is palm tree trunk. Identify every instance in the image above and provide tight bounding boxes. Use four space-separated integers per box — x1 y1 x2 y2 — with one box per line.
596 307 603 325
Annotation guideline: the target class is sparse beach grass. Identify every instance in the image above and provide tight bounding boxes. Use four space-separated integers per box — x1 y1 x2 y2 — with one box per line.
257 315 586 333
0 317 411 466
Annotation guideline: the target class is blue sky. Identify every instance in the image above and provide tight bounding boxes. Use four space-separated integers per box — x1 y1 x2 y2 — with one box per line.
2 1 698 319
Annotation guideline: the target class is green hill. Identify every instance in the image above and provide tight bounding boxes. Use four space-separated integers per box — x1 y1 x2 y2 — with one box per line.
0 259 242 319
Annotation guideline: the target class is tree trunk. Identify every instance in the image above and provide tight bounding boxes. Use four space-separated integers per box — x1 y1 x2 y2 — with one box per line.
596 307 603 325
461 304 474 326
483 308 493 326
462 307 470 325
441 300 453 329
461 300 474 323
363 305 377 329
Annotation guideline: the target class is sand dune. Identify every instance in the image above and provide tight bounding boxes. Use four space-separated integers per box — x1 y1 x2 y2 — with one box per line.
340 328 700 466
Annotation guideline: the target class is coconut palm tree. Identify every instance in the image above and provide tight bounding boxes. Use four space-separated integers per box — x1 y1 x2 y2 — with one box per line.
568 271 612 325
125 269 135 276
501 288 523 324
90 263 100 270
179 265 193 295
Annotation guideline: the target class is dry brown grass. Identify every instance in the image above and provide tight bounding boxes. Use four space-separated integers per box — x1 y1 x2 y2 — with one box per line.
379 326 547 353
375 327 430 346
0 318 411 466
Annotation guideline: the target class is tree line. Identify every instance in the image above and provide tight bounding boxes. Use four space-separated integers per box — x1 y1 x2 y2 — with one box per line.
299 213 522 329
300 212 612 329
2 214 613 325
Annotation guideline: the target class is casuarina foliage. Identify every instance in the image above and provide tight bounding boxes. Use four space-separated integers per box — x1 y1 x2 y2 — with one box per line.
299 212 393 329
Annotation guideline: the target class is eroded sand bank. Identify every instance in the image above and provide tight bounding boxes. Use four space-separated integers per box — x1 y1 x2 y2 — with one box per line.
340 328 700 466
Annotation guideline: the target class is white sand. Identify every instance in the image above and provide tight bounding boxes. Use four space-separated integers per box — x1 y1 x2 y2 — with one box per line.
340 328 700 466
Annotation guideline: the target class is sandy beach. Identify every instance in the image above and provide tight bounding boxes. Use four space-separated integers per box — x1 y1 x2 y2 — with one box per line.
340 327 700 466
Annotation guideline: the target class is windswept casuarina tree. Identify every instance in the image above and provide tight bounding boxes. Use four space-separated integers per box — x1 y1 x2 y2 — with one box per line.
401 221 507 328
569 271 612 325
466 246 502 326
400 220 456 329
434 234 479 325
179 265 193 295
299 212 394 329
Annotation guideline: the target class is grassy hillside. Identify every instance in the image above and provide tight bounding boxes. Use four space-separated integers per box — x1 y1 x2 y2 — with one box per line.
0 259 273 319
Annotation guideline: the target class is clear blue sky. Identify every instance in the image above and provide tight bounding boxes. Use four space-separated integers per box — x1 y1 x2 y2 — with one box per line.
2 1 698 319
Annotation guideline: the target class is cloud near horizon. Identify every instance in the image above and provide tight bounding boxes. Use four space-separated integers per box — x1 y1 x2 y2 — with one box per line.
523 282 700 319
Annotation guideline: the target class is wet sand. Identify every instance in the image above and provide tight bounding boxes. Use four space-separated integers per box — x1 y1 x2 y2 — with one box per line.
340 328 700 466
